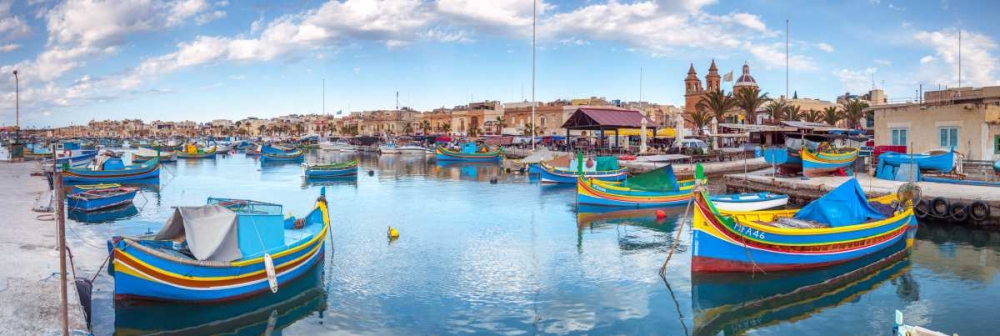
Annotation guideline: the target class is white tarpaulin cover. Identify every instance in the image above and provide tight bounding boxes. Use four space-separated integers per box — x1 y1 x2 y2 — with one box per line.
154 205 243 262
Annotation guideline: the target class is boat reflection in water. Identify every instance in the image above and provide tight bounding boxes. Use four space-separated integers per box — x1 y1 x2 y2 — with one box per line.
114 262 326 335
300 175 358 189
691 238 915 336
68 204 139 224
433 161 502 182
575 205 687 252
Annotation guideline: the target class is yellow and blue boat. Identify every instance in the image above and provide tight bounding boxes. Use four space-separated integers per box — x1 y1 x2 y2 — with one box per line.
303 159 358 177
435 143 503 162
62 157 160 183
108 188 330 302
177 144 218 159
801 147 859 177
261 145 304 163
576 165 694 207
691 178 917 273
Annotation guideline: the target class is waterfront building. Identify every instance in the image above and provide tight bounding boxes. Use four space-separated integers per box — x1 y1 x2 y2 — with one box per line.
871 86 1000 161
684 60 759 124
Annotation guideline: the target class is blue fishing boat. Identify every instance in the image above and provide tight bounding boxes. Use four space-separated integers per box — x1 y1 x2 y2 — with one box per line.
62 157 160 183
260 145 304 162
576 165 694 207
66 186 138 212
539 153 626 184
69 204 139 224
876 151 955 180
435 143 503 162
108 188 330 302
302 160 358 177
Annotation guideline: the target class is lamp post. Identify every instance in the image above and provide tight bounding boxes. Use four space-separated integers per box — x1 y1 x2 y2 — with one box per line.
13 70 19 140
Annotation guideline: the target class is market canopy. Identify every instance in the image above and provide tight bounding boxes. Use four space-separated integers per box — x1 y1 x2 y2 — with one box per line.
616 128 676 137
561 108 654 130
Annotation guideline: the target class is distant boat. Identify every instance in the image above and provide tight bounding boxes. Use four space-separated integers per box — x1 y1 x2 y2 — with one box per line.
302 160 358 177
260 145 304 162
320 140 357 152
177 144 218 159
133 147 176 163
379 142 402 154
434 143 503 162
108 188 331 302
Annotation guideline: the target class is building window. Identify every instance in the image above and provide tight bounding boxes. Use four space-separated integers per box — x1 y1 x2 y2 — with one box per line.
938 127 959 148
890 128 908 146
995 135 1000 154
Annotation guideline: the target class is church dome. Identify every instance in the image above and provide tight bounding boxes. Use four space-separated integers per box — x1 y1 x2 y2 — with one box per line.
733 63 758 89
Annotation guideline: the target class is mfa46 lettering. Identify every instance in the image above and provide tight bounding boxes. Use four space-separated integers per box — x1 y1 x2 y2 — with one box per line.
733 223 766 240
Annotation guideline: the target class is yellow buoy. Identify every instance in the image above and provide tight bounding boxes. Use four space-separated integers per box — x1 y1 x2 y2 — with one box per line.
387 226 399 239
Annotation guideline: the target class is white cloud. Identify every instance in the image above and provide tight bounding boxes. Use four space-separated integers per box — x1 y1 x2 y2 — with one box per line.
835 67 877 94
353 67 361 74
816 42 834 52
874 59 892 66
227 74 245 80
728 13 767 33
167 0 210 26
0 44 20 52
422 28 474 43
914 28 998 87
887 3 905 11
195 10 226 25
435 0 548 36
0 0 32 40
920 55 935 64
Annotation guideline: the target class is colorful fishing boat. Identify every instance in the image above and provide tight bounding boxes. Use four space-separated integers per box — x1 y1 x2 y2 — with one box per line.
177 144 218 159
108 188 331 302
435 143 503 162
62 157 160 183
878 150 955 173
801 147 859 177
66 186 138 212
691 178 917 273
576 165 693 207
69 204 139 224
245 144 261 156
133 147 177 163
709 192 788 212
260 145 304 162
302 160 359 177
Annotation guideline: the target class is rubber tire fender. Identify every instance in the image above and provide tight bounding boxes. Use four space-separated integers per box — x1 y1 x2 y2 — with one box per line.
969 201 991 223
913 199 931 220
929 197 950 218
949 202 969 223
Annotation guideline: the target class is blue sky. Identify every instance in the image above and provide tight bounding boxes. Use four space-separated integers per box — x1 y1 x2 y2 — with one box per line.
1 0 997 128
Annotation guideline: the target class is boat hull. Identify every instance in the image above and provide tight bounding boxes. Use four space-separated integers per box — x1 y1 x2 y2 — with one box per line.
801 148 858 177
63 160 161 183
576 178 691 207
435 147 503 162
540 166 626 184
709 193 789 212
691 191 916 273
67 189 137 212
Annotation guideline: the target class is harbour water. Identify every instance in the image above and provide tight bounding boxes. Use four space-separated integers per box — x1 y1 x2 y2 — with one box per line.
67 151 1000 335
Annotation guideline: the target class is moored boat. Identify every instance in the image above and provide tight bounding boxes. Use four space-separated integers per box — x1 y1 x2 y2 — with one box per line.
302 160 359 177
133 147 177 163
108 188 331 302
801 147 859 177
260 145 304 162
539 153 625 184
576 165 693 207
62 156 160 183
177 144 218 159
66 186 138 212
691 178 917 273
435 143 503 162
709 192 788 212
320 140 357 152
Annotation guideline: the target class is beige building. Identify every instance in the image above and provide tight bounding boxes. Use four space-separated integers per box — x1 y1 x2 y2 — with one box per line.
871 86 1000 161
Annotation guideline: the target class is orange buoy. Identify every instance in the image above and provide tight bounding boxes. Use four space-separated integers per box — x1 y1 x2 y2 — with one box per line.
655 210 666 219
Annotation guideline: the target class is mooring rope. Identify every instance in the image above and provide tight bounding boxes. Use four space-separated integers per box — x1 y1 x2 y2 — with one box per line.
659 183 697 277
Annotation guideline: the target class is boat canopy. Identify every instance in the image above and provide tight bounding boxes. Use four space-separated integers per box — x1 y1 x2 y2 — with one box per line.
154 205 242 262
621 164 679 191
792 178 886 227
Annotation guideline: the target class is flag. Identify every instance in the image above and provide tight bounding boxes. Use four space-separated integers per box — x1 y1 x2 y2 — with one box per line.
723 70 734 82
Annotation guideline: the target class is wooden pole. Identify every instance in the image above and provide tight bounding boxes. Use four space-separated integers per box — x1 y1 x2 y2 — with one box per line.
54 160 69 335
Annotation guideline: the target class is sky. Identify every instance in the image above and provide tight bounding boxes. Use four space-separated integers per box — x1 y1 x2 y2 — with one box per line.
0 0 997 128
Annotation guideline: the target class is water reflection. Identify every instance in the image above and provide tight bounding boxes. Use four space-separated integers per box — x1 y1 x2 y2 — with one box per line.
690 239 913 336
575 205 687 253
113 262 326 335
300 176 359 189
433 161 503 182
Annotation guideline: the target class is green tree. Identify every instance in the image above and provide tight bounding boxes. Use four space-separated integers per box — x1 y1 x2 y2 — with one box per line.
803 109 822 123
782 105 802 122
467 127 479 137
442 123 451 134
686 107 713 136
734 87 770 124
494 116 506 135
839 98 869 129
821 106 842 126
764 99 788 123
696 89 737 124
403 122 414 135
522 122 538 136
420 120 431 134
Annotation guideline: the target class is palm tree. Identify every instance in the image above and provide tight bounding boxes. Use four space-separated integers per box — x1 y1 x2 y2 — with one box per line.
403 122 414 135
839 98 869 129
821 106 842 126
294 124 304 136
734 87 769 124
782 105 802 122
494 116 506 135
803 109 822 123
442 123 451 134
420 120 431 134
764 100 788 124
696 89 737 124
257 124 265 136
686 107 713 136
467 127 479 137
523 122 537 136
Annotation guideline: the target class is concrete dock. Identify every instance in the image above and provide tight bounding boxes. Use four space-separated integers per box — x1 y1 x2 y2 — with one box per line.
0 162 89 335
725 170 1000 225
